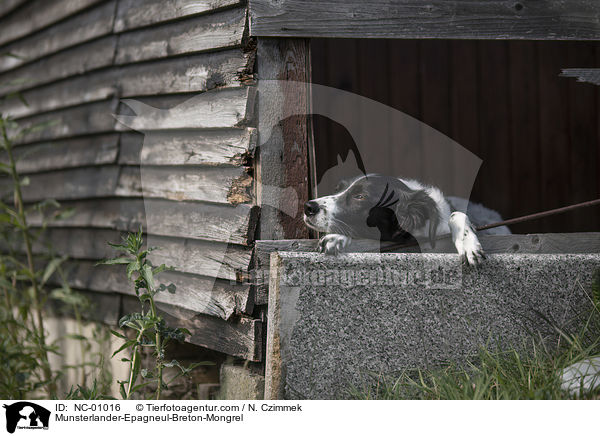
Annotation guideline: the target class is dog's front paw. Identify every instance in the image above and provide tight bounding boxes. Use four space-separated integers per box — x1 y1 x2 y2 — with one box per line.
449 212 486 266
318 234 351 255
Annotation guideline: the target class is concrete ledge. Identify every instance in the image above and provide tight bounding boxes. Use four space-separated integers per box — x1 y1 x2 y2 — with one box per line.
265 252 599 399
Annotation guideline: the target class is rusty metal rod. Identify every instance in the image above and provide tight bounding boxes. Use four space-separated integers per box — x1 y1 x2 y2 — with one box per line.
475 198 600 231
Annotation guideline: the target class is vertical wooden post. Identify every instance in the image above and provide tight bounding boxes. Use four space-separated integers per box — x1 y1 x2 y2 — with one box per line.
256 38 314 240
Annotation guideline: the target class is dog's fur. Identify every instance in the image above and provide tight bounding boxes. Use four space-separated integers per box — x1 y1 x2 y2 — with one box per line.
303 174 510 265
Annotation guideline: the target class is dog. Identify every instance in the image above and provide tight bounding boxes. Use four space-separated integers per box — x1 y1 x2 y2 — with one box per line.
303 174 510 265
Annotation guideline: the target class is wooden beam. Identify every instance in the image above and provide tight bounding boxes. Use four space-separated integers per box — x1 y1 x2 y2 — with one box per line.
50 259 254 320
249 0 600 40
256 38 313 240
122 296 263 360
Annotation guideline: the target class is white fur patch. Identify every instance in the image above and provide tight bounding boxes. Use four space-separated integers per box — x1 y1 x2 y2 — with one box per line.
448 212 485 265
318 234 352 255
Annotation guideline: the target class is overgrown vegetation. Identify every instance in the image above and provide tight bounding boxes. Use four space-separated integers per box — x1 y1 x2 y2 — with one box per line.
99 228 210 400
350 283 600 400
0 109 114 399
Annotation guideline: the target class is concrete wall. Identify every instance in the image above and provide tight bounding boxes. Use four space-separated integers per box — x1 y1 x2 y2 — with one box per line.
265 252 599 399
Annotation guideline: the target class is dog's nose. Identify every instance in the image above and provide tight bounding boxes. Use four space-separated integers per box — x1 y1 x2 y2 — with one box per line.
304 201 320 216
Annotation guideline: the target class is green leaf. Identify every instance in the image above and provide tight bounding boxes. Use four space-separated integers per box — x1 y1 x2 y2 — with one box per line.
110 329 127 339
96 257 132 266
41 256 66 285
140 264 155 291
111 340 136 358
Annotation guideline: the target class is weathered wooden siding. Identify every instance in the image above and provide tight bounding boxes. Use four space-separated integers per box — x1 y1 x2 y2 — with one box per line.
311 39 600 234
249 0 600 40
0 0 261 360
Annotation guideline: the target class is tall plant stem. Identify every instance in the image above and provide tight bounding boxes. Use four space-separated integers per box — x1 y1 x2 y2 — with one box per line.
149 298 163 400
1 121 55 397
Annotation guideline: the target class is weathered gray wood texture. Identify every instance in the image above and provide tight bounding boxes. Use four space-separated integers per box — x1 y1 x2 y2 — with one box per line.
249 0 600 40
0 0 262 358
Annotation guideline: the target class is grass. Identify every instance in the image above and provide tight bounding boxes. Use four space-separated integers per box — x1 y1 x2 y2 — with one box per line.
350 285 600 400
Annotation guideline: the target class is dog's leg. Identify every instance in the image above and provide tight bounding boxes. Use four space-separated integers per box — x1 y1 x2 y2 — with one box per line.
448 212 485 265
318 234 352 255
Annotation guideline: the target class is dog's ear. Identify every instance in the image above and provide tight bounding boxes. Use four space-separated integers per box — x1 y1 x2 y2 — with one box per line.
394 190 440 248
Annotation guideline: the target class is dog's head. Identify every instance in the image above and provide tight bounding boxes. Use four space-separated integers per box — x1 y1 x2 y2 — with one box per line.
303 174 440 246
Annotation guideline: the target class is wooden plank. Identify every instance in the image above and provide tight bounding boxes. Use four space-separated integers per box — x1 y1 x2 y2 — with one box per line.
0 166 120 202
0 70 117 118
114 0 241 32
119 128 256 167
0 134 119 174
249 0 600 40
25 228 253 281
0 36 117 96
0 164 254 206
28 198 258 245
121 298 262 360
53 260 253 320
1 49 253 118
256 38 312 240
0 0 103 47
116 166 254 205
12 99 117 145
252 233 600 304
0 0 28 19
0 1 116 74
507 41 541 234
115 7 247 65
114 87 256 131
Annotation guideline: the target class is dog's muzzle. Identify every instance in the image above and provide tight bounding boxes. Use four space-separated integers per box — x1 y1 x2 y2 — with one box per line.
304 200 320 216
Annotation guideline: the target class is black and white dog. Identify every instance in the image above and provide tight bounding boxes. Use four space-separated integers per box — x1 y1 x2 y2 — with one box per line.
303 174 510 265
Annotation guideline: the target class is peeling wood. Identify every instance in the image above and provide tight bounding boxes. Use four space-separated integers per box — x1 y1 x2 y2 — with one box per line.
114 87 256 131
249 0 600 40
19 228 253 281
28 198 258 246
0 1 116 74
117 165 254 204
114 0 241 32
52 260 253 320
0 0 103 47
123 299 262 361
227 172 253 205
119 128 256 167
1 49 253 117
115 7 247 64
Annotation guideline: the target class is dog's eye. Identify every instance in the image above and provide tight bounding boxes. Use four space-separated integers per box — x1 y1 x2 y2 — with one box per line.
353 194 365 200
